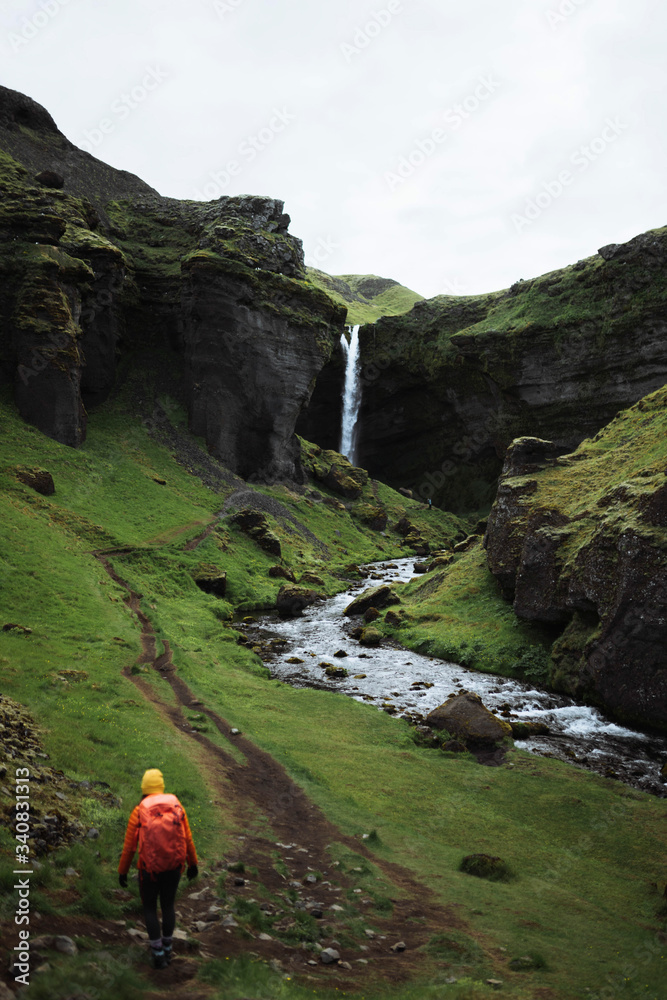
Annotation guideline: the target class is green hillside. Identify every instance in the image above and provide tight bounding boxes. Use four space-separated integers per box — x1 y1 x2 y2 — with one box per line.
306 268 424 324
1 383 666 1000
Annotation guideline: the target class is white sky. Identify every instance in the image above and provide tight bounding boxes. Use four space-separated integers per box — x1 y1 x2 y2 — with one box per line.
1 0 665 297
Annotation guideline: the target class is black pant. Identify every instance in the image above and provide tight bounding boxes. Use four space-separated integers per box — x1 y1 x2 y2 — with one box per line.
139 868 181 942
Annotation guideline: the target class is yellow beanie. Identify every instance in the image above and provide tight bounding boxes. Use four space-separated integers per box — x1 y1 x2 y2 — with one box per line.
141 769 165 795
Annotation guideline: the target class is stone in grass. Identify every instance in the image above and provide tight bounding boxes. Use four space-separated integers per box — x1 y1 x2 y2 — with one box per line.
269 565 296 582
363 607 380 624
31 935 78 956
459 854 513 882
320 948 341 964
15 468 55 496
508 953 546 971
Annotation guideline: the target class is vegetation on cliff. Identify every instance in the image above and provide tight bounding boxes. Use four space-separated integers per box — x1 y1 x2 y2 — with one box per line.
389 386 667 731
1 86 667 1000
1 383 666 1000
300 228 667 512
306 268 424 324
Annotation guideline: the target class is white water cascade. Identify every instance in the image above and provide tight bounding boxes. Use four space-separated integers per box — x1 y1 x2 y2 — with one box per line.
339 324 362 465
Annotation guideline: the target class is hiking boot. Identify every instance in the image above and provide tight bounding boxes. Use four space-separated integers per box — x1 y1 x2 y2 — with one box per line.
151 948 168 969
163 944 173 965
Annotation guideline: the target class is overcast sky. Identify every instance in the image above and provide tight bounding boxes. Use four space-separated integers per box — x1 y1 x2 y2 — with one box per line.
1 0 665 297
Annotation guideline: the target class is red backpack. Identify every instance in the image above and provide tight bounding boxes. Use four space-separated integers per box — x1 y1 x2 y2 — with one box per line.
138 793 187 874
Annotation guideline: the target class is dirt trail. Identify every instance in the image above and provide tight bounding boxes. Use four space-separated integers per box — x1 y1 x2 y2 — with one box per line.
88 552 478 992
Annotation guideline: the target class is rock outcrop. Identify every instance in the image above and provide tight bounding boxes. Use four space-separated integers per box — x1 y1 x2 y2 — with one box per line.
0 86 345 479
426 692 512 746
344 584 399 617
484 388 667 731
301 231 667 511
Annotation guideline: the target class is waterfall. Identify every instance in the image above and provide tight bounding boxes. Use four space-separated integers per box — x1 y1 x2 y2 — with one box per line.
339 324 362 465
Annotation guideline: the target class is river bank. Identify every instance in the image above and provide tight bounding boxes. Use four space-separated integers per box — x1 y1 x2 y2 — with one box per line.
238 558 667 797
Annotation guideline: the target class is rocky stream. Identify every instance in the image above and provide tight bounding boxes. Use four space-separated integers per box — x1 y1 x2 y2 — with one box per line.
239 559 667 798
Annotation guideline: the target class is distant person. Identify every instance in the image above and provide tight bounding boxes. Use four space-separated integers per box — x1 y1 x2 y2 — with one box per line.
118 769 198 969
427 498 432 510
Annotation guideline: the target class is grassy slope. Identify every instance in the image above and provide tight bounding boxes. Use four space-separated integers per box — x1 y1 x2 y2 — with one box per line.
383 543 555 678
306 268 424 324
0 391 666 1000
365 227 667 379
387 386 667 687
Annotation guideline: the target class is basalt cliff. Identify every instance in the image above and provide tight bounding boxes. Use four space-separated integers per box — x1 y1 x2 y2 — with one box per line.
302 233 667 512
484 391 667 730
0 85 345 480
2 85 666 732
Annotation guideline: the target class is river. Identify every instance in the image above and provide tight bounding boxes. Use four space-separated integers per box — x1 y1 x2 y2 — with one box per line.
238 558 667 797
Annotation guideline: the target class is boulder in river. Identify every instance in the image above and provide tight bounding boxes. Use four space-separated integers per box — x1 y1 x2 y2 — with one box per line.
359 627 382 648
509 720 551 738
276 585 320 618
344 584 399 617
427 691 512 746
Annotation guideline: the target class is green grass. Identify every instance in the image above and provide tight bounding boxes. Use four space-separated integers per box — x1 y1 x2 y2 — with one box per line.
306 268 424 324
383 542 554 676
1 390 666 1000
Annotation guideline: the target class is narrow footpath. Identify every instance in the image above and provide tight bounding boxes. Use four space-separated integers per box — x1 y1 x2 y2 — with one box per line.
91 547 490 996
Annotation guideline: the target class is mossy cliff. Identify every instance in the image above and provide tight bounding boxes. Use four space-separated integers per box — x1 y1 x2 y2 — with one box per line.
0 85 345 479
483 388 667 730
303 232 667 511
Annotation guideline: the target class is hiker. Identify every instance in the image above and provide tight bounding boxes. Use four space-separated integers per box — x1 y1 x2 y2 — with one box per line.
118 768 198 969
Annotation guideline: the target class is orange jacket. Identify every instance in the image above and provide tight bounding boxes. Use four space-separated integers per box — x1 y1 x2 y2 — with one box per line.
118 797 198 875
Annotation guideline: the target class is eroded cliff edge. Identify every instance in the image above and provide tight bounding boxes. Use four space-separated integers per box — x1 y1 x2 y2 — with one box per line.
0 85 345 479
484 391 667 731
303 233 667 511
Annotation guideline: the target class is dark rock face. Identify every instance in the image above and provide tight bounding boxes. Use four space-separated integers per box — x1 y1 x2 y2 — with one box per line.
230 510 282 556
0 87 345 476
182 255 337 481
484 390 667 731
302 231 667 511
194 574 227 598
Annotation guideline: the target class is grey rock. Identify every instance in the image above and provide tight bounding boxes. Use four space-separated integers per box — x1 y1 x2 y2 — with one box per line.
320 948 341 964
